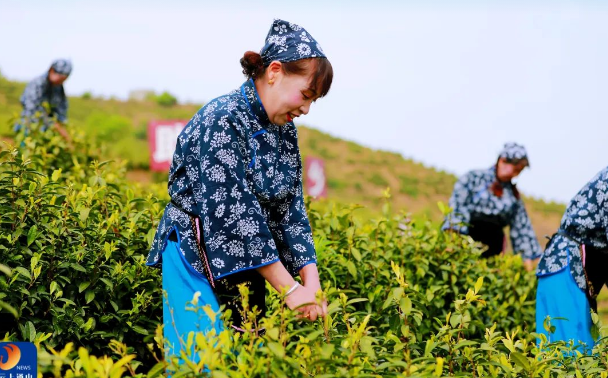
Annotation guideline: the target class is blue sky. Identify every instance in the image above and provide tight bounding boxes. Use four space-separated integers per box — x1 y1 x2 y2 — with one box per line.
1 0 607 203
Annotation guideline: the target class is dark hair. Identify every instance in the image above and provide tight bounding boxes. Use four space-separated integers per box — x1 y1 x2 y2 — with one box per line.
240 51 265 79
240 51 334 98
493 158 521 199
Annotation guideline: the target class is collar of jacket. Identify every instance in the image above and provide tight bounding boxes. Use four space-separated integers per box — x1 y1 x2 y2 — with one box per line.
240 79 271 127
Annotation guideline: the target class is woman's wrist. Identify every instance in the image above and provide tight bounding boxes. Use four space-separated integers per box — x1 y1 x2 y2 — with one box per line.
257 260 298 294
304 280 321 292
284 281 300 297
298 263 320 287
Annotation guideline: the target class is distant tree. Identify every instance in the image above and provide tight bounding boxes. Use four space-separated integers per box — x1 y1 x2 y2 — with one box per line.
156 91 178 107
81 91 92 100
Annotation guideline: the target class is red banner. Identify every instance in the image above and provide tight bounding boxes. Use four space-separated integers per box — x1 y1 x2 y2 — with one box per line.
148 120 188 171
305 157 327 198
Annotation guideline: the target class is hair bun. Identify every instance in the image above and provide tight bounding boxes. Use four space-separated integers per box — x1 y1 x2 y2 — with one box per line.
240 51 264 79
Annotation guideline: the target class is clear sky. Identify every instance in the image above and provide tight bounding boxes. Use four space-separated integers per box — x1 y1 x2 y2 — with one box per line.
1 0 606 203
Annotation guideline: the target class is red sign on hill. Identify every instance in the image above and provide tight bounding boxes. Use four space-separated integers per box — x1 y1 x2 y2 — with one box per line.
148 120 188 171
305 157 327 198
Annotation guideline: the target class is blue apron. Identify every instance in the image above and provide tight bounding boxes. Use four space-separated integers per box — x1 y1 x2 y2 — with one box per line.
536 248 595 352
162 239 224 361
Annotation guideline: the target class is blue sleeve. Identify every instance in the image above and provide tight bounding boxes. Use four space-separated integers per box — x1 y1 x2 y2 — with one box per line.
270 178 317 276
19 78 45 125
509 201 542 260
561 168 608 245
442 172 473 234
191 112 281 278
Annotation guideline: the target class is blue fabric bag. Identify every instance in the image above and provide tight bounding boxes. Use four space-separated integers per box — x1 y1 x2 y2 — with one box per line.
536 256 595 352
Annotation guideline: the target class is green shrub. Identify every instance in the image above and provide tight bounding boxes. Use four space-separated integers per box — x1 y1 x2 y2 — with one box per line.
114 138 149 169
134 125 147 141
398 175 420 197
423 174 454 196
85 112 133 142
317 147 337 159
307 138 318 150
347 141 363 153
155 92 177 107
327 178 346 190
0 123 164 362
0 264 16 318
369 173 389 187
3 123 607 377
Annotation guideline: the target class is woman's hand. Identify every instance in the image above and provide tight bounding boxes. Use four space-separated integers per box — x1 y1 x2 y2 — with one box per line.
53 123 73 150
257 261 327 321
285 284 323 321
298 264 328 319
257 261 324 321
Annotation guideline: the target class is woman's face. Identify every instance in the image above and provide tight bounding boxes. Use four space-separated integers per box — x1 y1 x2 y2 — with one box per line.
48 68 69 86
261 61 318 125
496 158 527 182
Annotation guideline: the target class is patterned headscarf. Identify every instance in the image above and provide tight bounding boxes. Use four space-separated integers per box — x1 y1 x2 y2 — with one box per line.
492 142 529 198
260 19 326 65
498 142 530 167
50 59 73 76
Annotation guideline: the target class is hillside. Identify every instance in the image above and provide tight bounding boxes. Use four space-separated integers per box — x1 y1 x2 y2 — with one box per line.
0 73 565 246
0 73 200 168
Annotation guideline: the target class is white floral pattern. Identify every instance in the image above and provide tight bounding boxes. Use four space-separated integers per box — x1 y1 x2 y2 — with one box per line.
51 59 72 76
15 74 68 131
146 79 317 279
499 142 529 163
537 167 608 289
442 167 541 260
260 19 326 64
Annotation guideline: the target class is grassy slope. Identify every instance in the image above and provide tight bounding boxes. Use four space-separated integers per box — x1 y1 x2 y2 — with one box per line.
0 74 564 242
0 74 200 168
298 126 565 242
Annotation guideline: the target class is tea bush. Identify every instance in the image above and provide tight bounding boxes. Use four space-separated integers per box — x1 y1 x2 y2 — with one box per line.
84 113 133 142
1 123 607 377
0 123 164 362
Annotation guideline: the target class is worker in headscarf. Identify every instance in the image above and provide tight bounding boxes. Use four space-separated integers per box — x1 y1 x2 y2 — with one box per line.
15 59 72 140
442 142 542 270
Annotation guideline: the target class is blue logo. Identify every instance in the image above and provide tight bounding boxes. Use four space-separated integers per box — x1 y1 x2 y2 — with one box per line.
0 342 36 378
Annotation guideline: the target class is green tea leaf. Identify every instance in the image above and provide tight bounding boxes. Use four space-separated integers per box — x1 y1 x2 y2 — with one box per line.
346 260 357 278
14 267 31 280
132 325 149 335
27 225 38 247
399 296 412 315
79 208 91 223
84 290 95 304
511 352 530 371
267 342 285 358
51 169 62 182
78 282 91 293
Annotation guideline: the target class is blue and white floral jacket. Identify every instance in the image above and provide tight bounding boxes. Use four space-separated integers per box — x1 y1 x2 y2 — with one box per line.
537 166 608 290
146 79 316 280
442 167 542 260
